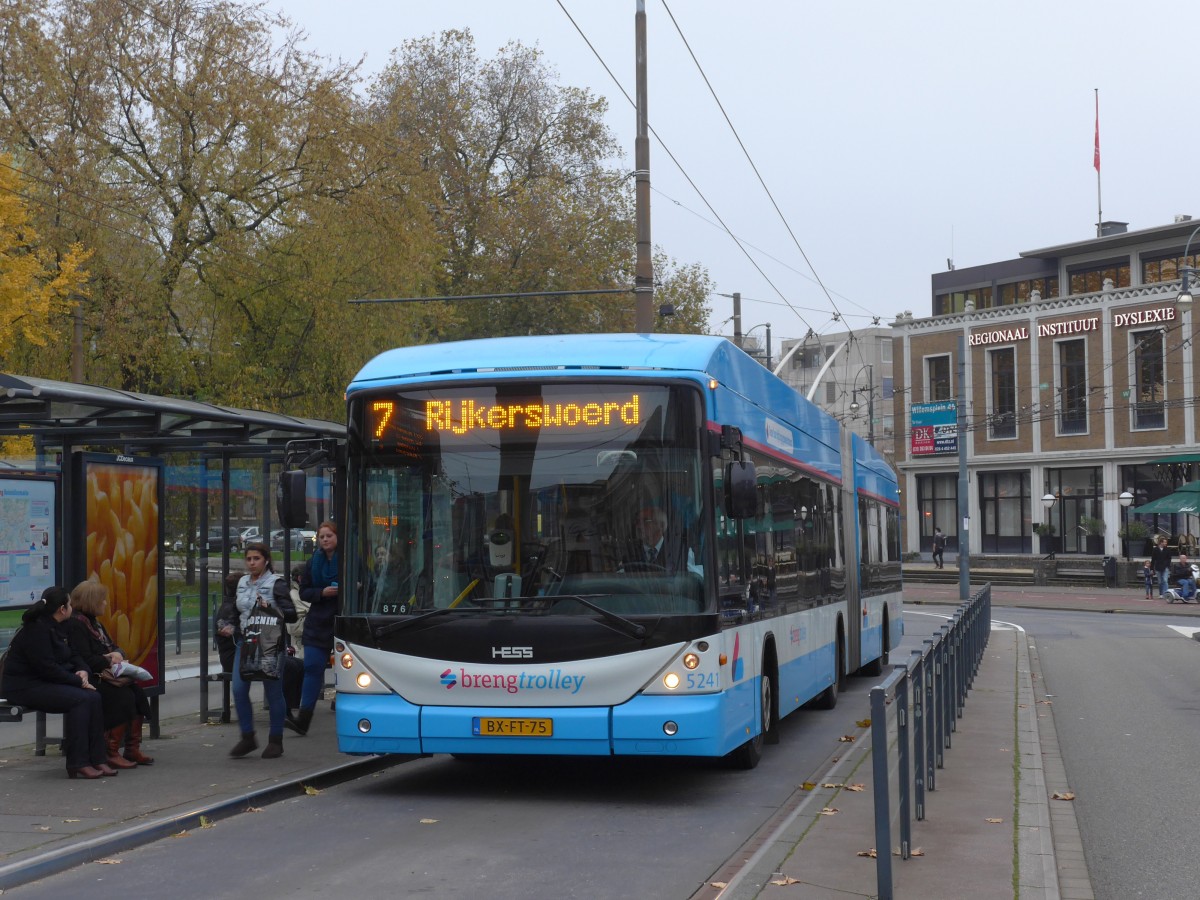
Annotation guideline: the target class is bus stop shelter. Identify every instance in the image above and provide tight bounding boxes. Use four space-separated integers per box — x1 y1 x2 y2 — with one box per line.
0 372 345 725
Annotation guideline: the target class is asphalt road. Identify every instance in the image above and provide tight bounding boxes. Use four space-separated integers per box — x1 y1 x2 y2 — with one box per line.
1004 607 1200 900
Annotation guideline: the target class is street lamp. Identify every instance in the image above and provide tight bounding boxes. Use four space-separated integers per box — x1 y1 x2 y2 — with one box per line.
848 364 876 446
1119 490 1134 561
1176 223 1200 306
741 323 772 369
1040 492 1057 555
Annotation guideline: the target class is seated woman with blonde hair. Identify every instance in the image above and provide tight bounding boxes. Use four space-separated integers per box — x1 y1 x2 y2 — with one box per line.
62 580 155 767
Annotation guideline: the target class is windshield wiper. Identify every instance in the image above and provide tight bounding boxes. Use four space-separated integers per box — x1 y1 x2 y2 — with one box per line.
373 606 459 638
554 594 647 639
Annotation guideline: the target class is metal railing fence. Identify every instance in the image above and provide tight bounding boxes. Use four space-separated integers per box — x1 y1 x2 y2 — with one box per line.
869 583 991 900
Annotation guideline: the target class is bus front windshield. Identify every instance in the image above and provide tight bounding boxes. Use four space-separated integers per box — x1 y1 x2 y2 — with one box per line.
346 381 709 618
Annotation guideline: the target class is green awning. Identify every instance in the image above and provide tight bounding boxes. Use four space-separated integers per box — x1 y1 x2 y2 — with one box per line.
1150 453 1200 464
1132 480 1200 514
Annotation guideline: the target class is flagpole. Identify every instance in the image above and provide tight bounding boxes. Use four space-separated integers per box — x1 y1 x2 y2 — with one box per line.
1095 88 1102 237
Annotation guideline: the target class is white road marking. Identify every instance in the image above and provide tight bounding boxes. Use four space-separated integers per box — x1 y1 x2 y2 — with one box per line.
905 609 1024 633
1167 625 1200 640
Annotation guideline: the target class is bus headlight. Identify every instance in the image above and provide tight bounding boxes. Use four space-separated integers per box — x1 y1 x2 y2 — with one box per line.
683 653 700 669
340 652 354 669
663 672 681 690
356 672 373 689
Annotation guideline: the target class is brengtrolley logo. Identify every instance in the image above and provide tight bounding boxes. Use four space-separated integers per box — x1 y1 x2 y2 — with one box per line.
442 668 586 695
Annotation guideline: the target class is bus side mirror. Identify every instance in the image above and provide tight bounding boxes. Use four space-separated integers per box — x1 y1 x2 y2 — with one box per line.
725 460 757 518
277 470 307 528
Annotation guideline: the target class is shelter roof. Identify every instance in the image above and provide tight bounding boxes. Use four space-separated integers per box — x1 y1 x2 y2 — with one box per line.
0 373 344 455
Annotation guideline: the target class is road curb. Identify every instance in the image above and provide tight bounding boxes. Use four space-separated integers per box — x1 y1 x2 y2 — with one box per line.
0 754 404 891
1024 635 1095 900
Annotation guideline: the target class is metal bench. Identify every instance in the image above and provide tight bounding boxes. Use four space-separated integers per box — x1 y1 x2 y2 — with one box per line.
0 699 58 755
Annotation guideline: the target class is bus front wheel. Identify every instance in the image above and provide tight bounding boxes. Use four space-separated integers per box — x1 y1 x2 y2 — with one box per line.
728 667 773 770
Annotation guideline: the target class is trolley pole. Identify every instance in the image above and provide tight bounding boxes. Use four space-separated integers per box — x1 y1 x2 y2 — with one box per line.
633 0 654 332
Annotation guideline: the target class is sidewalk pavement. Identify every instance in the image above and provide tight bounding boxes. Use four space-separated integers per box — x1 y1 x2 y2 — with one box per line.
2 584 1195 894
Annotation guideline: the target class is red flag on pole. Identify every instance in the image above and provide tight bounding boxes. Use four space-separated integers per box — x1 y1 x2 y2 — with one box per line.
1093 92 1100 172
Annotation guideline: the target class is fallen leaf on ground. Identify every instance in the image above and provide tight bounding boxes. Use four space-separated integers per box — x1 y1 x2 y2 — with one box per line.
800 781 816 791
64 819 80 823
911 847 925 856
34 826 50 832
96 858 122 865
1038 699 1053 705
838 735 856 743
171 830 189 838
845 783 865 792
246 806 263 813
856 718 871 728
856 849 877 858
769 875 802 885
200 816 214 829
419 818 438 824
709 883 727 889
821 782 844 789
303 785 321 796
1052 791 1076 801
986 817 1003 824
820 807 839 815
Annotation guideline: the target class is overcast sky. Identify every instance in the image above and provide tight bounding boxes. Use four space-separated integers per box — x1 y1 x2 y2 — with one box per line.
267 0 1200 348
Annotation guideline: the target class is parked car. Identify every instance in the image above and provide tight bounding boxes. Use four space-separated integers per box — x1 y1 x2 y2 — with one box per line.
240 526 262 544
204 527 244 553
270 528 317 555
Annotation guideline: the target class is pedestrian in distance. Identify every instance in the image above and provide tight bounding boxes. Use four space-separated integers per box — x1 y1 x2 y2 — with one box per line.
1151 535 1172 599
230 542 297 759
931 526 946 569
1142 559 1155 600
0 586 117 779
287 521 339 736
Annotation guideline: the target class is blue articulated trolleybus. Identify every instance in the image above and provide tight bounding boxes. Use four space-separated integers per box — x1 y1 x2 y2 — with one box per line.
331 333 901 768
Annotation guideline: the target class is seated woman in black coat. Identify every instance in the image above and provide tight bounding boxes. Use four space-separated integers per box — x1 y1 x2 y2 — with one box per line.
0 586 116 779
63 580 154 768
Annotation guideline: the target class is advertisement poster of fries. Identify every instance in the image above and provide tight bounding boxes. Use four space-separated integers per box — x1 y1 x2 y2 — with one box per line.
77 455 165 690
0 473 58 609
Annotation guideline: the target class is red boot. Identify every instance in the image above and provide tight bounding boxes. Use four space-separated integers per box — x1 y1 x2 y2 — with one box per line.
123 716 155 766
105 725 137 769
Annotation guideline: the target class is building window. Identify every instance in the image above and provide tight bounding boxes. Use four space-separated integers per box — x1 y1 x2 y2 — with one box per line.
1068 261 1130 294
934 287 993 316
881 376 894 400
793 345 822 369
996 277 1059 305
1141 251 1200 285
978 470 1031 554
1057 339 1088 434
927 355 952 401
1132 328 1165 429
917 473 957 552
825 382 837 405
879 338 892 363
988 347 1016 439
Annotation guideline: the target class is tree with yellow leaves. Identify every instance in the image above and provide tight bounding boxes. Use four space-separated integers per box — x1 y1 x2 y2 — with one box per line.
0 155 90 359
